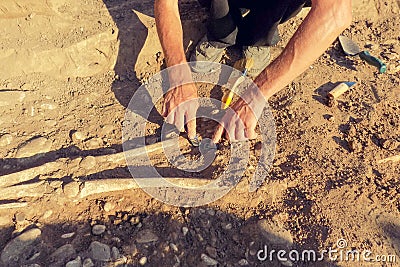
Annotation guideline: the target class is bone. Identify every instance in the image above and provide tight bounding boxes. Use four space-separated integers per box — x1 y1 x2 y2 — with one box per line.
378 154 400 164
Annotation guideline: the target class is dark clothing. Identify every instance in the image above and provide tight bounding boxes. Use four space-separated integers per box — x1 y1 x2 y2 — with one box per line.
198 0 311 47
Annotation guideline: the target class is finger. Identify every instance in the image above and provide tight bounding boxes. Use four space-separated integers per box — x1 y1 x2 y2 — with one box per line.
185 104 197 139
162 99 169 117
234 121 247 142
245 126 258 140
165 110 175 125
212 123 225 144
175 110 185 132
225 122 236 142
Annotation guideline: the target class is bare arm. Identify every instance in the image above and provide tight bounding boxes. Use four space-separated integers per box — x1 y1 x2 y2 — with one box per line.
256 0 352 99
154 0 187 67
154 0 198 138
213 0 352 142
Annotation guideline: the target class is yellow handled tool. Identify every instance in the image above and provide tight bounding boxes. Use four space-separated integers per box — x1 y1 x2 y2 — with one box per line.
221 57 254 109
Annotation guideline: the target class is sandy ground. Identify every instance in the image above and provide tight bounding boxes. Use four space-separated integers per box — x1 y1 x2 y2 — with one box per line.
0 0 399 266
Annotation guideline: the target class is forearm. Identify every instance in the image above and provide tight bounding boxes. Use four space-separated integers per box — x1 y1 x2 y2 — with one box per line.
154 0 187 66
255 0 352 100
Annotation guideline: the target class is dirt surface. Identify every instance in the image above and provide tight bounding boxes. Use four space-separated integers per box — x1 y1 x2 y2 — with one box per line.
0 0 399 266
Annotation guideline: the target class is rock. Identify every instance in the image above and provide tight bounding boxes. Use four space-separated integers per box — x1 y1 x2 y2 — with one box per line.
238 259 249 266
66 256 82 267
136 229 159 243
100 124 114 136
201 253 218 266
103 202 114 212
49 244 76 265
1 228 41 265
14 212 26 223
0 91 26 107
92 224 106 236
111 247 120 260
258 219 293 247
85 138 103 149
139 256 147 265
63 182 81 198
0 134 13 147
89 241 111 262
15 137 53 158
205 246 217 258
61 232 75 239
182 227 189 236
169 243 178 253
82 258 94 267
71 131 86 143
20 83 33 91
79 156 97 170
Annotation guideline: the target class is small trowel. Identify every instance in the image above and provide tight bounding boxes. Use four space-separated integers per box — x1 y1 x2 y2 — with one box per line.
339 35 387 74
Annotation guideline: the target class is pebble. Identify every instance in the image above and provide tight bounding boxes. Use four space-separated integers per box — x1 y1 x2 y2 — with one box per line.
206 246 217 258
111 247 120 260
92 224 106 236
82 258 94 267
71 131 86 142
182 227 189 236
63 182 81 198
85 137 103 149
136 229 159 243
238 259 249 266
15 136 52 158
79 156 97 170
89 241 111 262
170 243 179 253
103 201 114 212
49 244 76 264
1 228 42 265
0 91 26 107
65 256 82 267
201 253 218 266
139 256 147 265
61 232 75 239
14 212 26 223
0 134 13 147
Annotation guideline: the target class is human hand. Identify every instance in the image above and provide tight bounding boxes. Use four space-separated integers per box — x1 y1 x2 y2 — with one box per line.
212 85 266 143
162 65 199 138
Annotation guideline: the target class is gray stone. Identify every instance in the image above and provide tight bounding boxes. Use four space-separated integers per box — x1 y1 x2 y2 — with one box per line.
136 229 158 243
201 253 218 266
82 258 94 267
1 228 41 265
61 232 75 239
0 134 13 147
66 256 82 267
238 259 249 266
15 137 52 158
49 244 76 265
91 224 106 236
89 241 111 262
111 247 120 260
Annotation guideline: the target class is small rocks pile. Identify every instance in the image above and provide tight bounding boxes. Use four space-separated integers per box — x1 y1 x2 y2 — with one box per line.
0 207 298 267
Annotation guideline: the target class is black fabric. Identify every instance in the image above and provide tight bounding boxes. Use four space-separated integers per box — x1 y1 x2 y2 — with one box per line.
198 0 310 47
